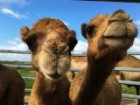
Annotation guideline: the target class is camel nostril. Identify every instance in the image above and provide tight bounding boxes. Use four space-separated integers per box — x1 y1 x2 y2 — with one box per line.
127 19 133 22
57 45 68 54
110 9 131 23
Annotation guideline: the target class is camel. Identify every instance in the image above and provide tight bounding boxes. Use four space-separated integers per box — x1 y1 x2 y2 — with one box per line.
70 53 140 105
0 64 25 105
114 55 140 105
69 9 138 105
115 55 140 81
20 18 77 105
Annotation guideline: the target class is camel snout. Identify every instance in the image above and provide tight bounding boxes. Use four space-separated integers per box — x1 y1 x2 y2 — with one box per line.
110 9 132 23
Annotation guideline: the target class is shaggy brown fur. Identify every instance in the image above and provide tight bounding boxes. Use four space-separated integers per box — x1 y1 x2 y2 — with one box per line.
20 18 77 105
0 64 25 105
69 9 138 105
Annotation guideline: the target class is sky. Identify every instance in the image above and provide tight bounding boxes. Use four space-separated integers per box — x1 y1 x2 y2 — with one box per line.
0 0 140 61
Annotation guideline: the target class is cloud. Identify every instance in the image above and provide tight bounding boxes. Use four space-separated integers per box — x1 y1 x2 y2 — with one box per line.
1 7 27 19
0 0 28 6
0 37 28 51
0 53 30 61
0 38 140 61
0 38 30 61
62 21 69 26
135 20 140 26
134 20 140 30
128 38 140 52
73 38 140 53
72 39 140 59
129 39 140 59
73 41 87 53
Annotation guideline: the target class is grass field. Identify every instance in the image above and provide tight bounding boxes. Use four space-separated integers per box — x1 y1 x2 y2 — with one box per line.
18 69 35 89
18 69 137 95
122 85 136 94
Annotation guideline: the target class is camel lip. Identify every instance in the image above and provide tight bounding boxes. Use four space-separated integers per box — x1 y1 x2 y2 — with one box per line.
47 73 62 80
43 72 63 80
103 35 127 39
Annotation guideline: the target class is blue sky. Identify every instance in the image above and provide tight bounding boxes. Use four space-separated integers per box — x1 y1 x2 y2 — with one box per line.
0 0 140 60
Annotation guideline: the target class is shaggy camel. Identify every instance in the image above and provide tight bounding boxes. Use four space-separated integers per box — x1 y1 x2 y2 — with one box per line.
69 9 138 105
115 55 140 105
20 18 77 105
0 64 25 105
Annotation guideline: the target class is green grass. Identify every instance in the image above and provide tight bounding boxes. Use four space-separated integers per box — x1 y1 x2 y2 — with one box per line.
121 85 136 94
25 81 34 89
18 69 35 77
18 69 35 89
18 69 137 95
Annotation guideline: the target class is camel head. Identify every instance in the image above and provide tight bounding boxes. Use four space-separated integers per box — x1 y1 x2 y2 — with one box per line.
82 9 138 60
20 18 77 80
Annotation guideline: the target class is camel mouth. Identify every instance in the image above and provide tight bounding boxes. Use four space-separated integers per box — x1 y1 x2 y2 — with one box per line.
47 73 62 80
104 35 128 44
103 33 130 43
39 49 71 80
103 35 127 39
103 35 134 51
42 70 63 80
103 34 131 44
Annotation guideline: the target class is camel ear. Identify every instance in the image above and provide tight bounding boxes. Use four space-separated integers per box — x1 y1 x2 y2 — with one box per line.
67 30 77 52
81 23 87 39
20 26 30 42
20 27 37 52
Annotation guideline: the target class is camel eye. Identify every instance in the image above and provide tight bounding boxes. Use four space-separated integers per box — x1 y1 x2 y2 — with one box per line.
86 25 94 35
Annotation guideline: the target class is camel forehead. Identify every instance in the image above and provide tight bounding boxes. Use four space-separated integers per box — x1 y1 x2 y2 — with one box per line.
31 18 68 34
47 31 60 38
46 31 66 41
89 14 110 26
32 18 65 28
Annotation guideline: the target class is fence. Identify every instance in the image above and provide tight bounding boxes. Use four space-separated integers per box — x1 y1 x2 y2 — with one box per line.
0 49 140 104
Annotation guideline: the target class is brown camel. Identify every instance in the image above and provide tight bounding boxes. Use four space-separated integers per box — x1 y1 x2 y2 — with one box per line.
116 55 140 81
114 55 140 105
69 9 138 105
20 18 77 105
0 64 25 105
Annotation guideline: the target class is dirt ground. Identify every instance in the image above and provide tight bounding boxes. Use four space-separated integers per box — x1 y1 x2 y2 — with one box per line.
121 98 138 105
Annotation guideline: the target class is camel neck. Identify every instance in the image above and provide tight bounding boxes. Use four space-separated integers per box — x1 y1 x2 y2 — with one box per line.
86 53 117 83
31 72 71 105
35 73 60 94
73 52 119 105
